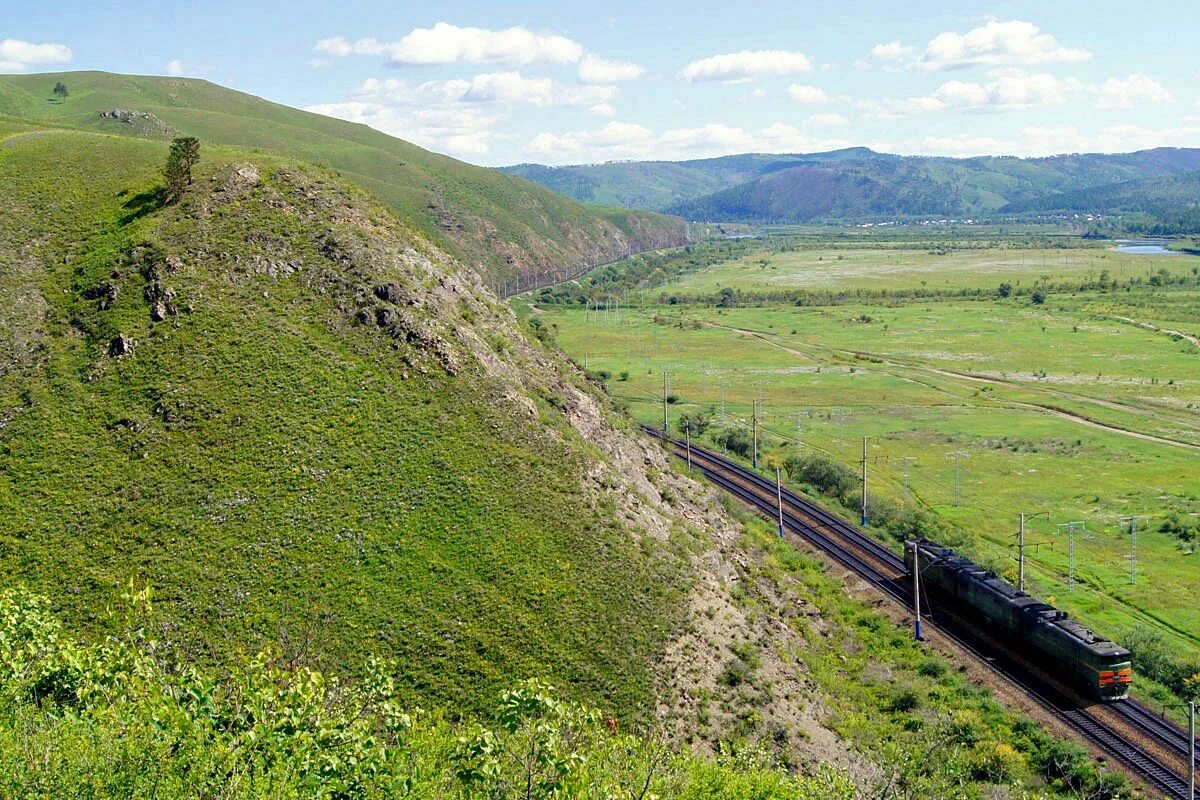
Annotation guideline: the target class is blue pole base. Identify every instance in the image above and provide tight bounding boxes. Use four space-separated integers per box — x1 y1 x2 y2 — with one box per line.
778 524 785 538
915 619 924 641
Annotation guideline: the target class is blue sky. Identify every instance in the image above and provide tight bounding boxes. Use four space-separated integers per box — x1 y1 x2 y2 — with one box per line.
4 1 1199 165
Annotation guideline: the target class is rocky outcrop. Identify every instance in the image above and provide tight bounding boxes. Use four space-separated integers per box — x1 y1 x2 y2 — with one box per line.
97 108 170 134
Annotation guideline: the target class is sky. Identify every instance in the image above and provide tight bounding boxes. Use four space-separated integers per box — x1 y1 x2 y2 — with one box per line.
4 1 1200 166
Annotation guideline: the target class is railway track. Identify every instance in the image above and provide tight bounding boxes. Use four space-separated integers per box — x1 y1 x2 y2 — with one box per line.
644 425 1195 799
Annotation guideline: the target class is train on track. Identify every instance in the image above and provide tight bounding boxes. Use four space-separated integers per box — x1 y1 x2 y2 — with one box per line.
906 539 1132 701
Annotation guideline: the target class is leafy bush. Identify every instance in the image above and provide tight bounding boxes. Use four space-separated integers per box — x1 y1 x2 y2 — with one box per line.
711 424 753 459
0 585 862 799
784 454 857 501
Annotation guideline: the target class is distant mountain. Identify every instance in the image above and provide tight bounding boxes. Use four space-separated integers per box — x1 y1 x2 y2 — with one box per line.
502 147 1200 224
1004 170 1200 235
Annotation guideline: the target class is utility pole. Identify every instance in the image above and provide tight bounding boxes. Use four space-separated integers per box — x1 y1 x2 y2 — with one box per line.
685 420 692 468
1016 511 1047 592
1192 701 1196 800
1019 513 1026 591
795 412 806 457
751 399 760 470
946 451 968 507
1163 701 1196 800
1057 521 1085 590
776 467 785 538
861 436 869 526
662 369 670 434
910 541 924 641
901 457 916 502
1120 516 1142 586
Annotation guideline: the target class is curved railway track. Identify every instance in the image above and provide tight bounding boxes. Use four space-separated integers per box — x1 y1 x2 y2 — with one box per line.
644 425 1195 798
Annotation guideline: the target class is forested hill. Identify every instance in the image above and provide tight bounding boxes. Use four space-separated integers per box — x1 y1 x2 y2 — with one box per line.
501 147 1200 224
0 71 686 283
1002 170 1200 234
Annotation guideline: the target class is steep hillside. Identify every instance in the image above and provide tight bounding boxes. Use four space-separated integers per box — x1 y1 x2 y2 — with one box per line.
504 146 1200 222
0 123 708 721
0 71 686 283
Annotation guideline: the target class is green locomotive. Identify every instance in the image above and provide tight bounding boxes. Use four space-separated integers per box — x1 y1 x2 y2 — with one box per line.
905 539 1132 701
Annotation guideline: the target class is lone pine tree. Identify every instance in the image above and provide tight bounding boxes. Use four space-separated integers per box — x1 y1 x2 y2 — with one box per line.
164 136 200 202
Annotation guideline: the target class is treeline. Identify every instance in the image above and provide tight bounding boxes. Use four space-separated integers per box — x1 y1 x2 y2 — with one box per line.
532 236 1110 309
640 268 1200 310
534 239 760 306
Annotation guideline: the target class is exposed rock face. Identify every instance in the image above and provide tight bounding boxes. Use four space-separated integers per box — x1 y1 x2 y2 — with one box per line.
108 334 134 357
97 108 170 134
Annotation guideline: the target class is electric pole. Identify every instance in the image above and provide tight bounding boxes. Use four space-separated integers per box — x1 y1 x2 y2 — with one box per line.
776 467 785 538
795 412 806 457
861 436 869 526
1057 521 1085 590
685 420 692 468
662 369 670 434
751 399 761 470
1120 516 1142 585
901 457 916 502
910 541 924 641
1016 511 1047 592
946 451 968 507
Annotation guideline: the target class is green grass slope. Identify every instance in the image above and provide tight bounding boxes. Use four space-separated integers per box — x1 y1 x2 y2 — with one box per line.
0 123 693 721
0 71 686 282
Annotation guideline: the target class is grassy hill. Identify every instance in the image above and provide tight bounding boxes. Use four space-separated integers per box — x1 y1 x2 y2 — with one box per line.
0 71 686 283
0 121 701 721
503 147 1200 223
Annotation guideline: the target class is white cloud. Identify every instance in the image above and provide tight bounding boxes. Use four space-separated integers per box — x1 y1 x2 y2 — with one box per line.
788 84 828 104
680 50 812 83
895 123 1200 158
314 23 583 67
458 71 616 108
808 112 848 127
578 54 644 83
858 95 946 118
522 120 848 163
164 58 210 77
936 70 1081 110
862 70 1080 117
307 97 498 158
870 41 914 61
1094 73 1173 109
0 38 72 72
919 20 1091 71
305 72 619 160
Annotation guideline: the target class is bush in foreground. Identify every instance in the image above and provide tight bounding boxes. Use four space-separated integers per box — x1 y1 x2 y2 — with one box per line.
0 585 857 799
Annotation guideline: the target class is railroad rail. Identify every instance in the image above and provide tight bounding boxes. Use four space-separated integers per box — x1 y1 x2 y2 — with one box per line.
643 425 1195 798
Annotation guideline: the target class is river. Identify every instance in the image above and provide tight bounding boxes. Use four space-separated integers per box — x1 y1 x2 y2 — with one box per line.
1112 239 1184 255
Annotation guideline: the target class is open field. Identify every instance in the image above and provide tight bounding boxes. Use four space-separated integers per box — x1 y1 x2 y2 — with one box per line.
664 243 1200 294
527 241 1200 703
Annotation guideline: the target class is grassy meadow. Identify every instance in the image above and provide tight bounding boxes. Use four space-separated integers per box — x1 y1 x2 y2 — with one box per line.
528 237 1200 698
666 242 1198 294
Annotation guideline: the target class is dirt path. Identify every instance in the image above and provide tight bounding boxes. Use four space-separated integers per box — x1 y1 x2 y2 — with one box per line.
1106 314 1200 348
710 320 1200 452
